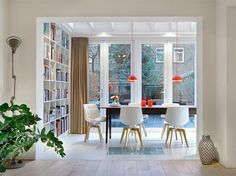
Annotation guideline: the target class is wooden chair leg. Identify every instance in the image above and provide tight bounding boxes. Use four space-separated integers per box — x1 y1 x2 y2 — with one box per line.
161 123 169 139
169 128 173 145
178 129 183 144
134 130 137 143
136 129 143 146
125 128 130 147
175 129 178 140
84 124 90 142
97 125 103 142
182 129 189 147
120 128 125 144
165 127 170 144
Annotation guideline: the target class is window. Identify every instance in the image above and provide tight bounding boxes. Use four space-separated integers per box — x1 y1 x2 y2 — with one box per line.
173 44 195 105
142 44 164 105
88 44 100 105
156 48 164 63
173 48 184 63
109 44 131 105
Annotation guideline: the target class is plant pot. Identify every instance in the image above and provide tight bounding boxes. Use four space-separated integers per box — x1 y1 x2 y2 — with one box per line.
198 135 215 165
3 159 25 170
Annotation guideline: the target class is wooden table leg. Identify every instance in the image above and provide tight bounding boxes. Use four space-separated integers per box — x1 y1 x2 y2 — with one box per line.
106 114 109 144
109 114 112 139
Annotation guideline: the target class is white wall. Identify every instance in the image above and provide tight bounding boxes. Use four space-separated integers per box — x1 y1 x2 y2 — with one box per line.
0 0 9 103
7 0 217 161
216 0 236 168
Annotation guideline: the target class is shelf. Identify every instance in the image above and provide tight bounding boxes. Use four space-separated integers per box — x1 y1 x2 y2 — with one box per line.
43 22 70 137
44 58 69 67
44 35 69 51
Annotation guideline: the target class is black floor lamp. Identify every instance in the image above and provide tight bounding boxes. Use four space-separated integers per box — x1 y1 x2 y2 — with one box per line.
6 36 22 104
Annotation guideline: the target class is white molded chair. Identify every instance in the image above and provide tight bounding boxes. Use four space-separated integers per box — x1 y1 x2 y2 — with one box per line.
160 103 179 139
128 103 148 137
164 106 189 147
119 106 144 146
83 104 106 142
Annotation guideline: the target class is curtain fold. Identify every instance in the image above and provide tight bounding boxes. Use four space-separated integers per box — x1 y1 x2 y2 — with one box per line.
70 37 88 134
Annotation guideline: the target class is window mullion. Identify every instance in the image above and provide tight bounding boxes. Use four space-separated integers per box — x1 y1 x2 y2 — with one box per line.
164 42 173 103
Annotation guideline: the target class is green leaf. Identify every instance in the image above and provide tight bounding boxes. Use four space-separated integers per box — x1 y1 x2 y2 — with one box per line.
47 131 54 140
0 164 6 173
41 128 46 135
0 103 9 112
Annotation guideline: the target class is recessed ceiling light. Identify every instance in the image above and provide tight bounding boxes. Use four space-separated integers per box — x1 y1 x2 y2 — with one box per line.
163 32 176 37
97 32 111 37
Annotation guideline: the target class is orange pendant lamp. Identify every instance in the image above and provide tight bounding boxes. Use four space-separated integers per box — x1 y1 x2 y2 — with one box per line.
128 74 137 83
128 22 137 83
172 22 182 83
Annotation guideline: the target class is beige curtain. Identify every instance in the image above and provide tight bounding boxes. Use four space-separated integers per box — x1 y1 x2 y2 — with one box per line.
70 37 88 134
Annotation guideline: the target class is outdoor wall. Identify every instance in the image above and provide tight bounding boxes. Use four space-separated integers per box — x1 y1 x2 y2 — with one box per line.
0 0 9 103
216 0 236 168
6 0 217 161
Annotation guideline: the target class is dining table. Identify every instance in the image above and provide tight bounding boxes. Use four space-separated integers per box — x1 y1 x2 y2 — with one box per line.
100 105 197 143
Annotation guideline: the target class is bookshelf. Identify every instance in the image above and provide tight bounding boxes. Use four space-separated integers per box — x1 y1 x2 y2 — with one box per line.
42 22 70 136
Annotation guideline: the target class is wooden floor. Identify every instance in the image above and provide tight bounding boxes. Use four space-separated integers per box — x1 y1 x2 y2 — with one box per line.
4 160 236 176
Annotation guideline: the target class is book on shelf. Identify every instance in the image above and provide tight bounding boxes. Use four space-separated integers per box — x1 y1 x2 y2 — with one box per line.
66 104 69 114
50 66 55 81
50 23 56 41
49 107 56 122
44 89 49 101
56 89 60 99
44 110 49 123
44 42 51 59
55 50 61 63
43 23 49 36
56 120 62 136
51 45 55 61
64 116 68 131
56 27 62 45
56 69 61 81
44 65 50 80
60 105 66 116
56 105 61 118
50 121 55 132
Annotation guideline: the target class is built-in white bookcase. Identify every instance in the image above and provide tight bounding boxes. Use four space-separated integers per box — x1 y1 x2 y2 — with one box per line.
41 22 70 136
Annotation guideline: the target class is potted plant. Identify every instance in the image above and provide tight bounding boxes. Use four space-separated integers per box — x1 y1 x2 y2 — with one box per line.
0 102 66 173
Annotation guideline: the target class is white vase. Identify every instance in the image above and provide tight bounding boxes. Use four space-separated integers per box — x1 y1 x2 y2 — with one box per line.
198 135 215 165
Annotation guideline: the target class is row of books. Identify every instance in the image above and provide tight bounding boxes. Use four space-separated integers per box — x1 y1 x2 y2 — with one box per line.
44 89 69 101
56 69 69 82
44 42 69 65
44 66 69 81
55 105 69 118
56 116 68 136
56 89 68 99
61 31 70 49
43 105 69 123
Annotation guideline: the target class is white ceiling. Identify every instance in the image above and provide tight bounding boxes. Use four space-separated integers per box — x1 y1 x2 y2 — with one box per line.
61 21 197 38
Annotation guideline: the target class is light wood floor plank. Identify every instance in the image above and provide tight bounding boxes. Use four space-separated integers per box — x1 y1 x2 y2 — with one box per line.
149 160 166 176
4 160 236 176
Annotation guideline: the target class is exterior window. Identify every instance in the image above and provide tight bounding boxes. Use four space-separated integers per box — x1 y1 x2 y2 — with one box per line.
109 44 131 105
88 44 100 105
156 48 164 63
173 44 195 105
142 44 164 105
174 48 185 63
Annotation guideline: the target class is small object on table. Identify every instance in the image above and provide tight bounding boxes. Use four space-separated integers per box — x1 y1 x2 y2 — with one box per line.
141 100 146 107
148 99 153 107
